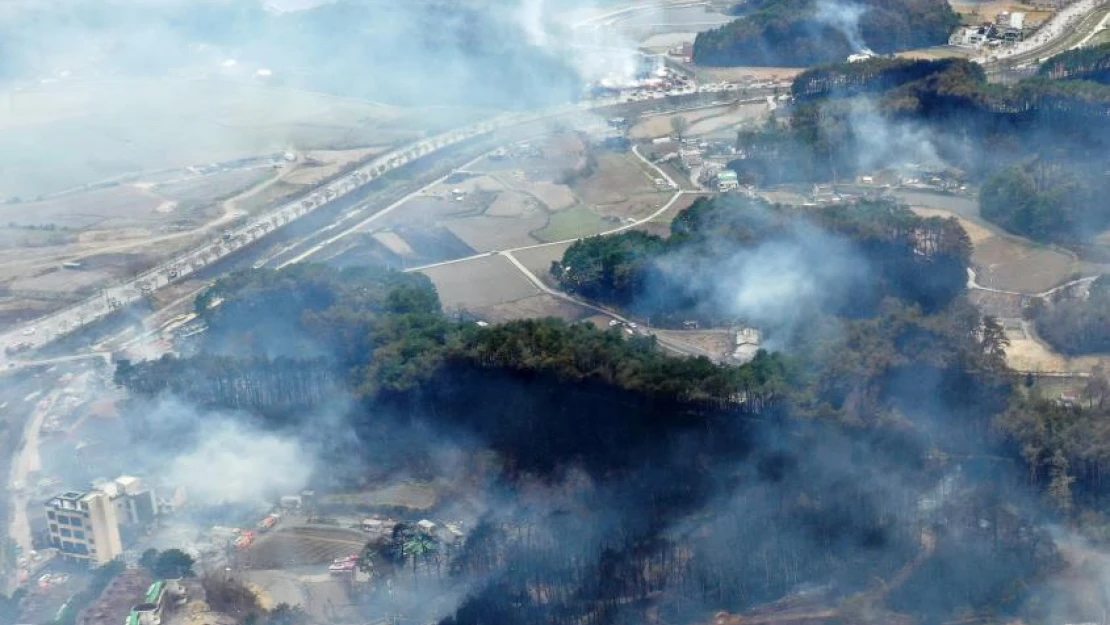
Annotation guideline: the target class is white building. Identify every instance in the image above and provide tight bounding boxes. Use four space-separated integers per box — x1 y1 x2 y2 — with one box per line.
93 475 157 526
732 328 763 364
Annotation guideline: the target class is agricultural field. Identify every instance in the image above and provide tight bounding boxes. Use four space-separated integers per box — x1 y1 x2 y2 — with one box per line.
478 293 590 323
630 105 742 140
693 66 803 85
512 243 574 285
897 190 1079 293
320 481 440 510
948 0 1052 27
1005 326 1109 374
0 187 164 230
533 207 614 242
420 254 539 311
363 141 663 263
444 211 547 251
153 168 276 214
633 192 707 237
571 152 663 209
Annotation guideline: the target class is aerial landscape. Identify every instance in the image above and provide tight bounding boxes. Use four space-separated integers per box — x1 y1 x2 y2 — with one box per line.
4 0 1110 624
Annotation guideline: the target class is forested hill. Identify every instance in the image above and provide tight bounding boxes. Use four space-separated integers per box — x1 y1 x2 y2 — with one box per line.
731 57 1110 246
693 0 959 67
120 264 790 411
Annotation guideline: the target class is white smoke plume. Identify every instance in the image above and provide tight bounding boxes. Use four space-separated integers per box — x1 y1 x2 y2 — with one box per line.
847 98 945 172
650 212 869 346
161 409 314 507
814 0 870 54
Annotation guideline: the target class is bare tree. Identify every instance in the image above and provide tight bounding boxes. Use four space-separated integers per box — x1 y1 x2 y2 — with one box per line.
670 115 690 140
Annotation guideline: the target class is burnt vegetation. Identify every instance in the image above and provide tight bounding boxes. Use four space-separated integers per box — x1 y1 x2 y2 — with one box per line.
109 186 1108 625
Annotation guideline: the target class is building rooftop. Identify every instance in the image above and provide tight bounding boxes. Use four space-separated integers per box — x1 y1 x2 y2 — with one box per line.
48 490 94 510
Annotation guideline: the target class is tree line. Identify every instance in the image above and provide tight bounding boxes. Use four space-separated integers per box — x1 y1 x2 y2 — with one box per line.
1039 41 1110 82
552 195 971 329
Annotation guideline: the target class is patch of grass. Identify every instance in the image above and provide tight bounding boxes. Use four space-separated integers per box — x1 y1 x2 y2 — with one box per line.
533 206 611 242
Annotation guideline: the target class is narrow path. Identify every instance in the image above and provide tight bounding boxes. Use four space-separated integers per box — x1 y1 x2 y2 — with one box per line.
501 250 712 359
967 268 1098 298
400 143 715 359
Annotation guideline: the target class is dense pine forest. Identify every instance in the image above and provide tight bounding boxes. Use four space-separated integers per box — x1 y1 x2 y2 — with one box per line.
110 187 1110 625
693 0 959 67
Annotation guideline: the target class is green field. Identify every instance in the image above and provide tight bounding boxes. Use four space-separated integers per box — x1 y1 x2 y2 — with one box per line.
533 206 612 242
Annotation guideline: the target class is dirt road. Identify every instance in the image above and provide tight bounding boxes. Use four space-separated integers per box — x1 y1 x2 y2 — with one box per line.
5 385 60 591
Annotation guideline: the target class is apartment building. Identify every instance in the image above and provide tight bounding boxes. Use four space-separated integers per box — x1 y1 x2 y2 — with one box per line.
44 490 123 566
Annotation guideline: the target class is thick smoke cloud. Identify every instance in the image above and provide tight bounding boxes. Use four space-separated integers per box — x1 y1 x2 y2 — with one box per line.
168 418 313 507
644 206 870 345
706 229 867 339
125 398 316 508
847 99 944 172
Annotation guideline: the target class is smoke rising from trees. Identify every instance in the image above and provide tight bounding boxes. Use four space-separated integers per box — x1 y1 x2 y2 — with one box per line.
813 0 869 53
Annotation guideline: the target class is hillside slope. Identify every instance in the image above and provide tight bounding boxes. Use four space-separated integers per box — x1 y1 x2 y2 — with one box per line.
694 0 960 67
